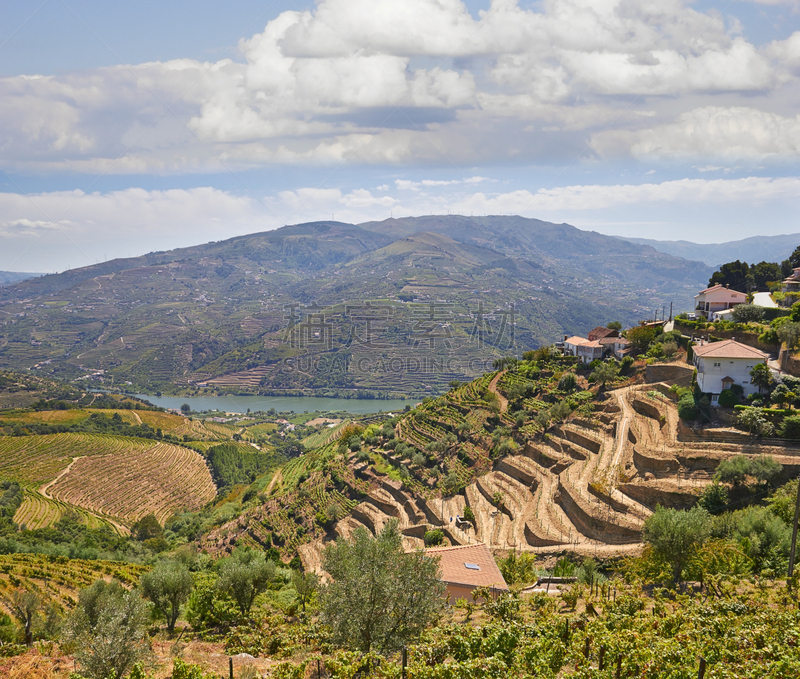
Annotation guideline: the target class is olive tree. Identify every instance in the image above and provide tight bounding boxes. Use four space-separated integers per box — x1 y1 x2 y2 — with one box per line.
643 506 710 583
319 520 445 653
62 579 150 679
141 559 194 633
216 548 276 616
9 589 39 646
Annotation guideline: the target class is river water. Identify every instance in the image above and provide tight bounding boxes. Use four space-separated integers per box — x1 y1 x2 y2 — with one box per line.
131 393 418 414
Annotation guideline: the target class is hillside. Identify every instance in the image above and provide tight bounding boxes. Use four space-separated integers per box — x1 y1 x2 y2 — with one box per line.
201 353 800 571
620 232 800 267
0 272 40 287
0 216 711 397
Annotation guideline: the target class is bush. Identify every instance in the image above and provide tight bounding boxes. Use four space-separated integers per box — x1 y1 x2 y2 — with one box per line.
462 506 475 523
731 304 764 323
677 393 698 420
779 415 800 439
717 389 739 407
424 529 444 547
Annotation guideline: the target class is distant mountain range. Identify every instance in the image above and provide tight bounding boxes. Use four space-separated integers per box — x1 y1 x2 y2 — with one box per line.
0 271 41 287
618 233 800 268
0 216 711 397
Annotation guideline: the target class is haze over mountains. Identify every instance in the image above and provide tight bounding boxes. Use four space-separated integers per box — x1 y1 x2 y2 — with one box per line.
619 233 800 268
0 216 710 397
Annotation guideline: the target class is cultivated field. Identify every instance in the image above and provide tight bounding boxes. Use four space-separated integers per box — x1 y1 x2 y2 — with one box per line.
0 553 146 616
0 433 217 529
46 441 217 526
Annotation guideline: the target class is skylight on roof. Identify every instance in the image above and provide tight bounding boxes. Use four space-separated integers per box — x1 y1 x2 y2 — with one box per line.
464 563 481 570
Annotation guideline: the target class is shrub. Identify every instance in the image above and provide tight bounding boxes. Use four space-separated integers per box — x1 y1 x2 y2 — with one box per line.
424 529 444 547
717 389 738 407
462 506 475 523
731 304 764 323
779 415 800 439
677 393 698 420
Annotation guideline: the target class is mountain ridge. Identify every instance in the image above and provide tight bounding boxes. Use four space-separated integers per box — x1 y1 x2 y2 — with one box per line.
617 232 800 267
0 215 711 397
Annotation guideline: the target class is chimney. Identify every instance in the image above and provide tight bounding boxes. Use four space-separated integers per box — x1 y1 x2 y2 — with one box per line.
726 284 729 288
564 335 568 342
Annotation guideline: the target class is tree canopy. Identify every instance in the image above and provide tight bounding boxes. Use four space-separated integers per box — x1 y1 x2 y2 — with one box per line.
319 520 445 653
643 506 711 582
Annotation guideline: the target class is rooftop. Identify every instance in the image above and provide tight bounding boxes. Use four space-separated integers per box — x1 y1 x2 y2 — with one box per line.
425 543 509 590
696 283 746 296
693 339 769 360
564 336 589 345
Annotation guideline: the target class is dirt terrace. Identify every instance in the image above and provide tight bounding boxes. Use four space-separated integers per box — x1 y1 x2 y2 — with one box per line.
299 383 800 567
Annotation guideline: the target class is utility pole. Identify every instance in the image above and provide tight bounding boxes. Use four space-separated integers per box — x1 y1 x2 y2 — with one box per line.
788 476 800 586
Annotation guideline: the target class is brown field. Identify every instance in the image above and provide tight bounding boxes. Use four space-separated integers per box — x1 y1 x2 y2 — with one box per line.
47 441 217 526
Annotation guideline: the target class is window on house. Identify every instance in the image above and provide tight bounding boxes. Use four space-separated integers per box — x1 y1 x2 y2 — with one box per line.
714 362 720 367
464 563 481 570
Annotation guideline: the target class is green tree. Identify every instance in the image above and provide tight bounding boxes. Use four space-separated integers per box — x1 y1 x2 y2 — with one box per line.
319 521 446 653
10 589 40 646
63 580 150 679
767 478 798 525
626 325 658 353
731 304 764 324
607 321 622 331
736 407 774 438
216 548 276 616
709 260 750 292
750 261 782 291
590 361 618 390
749 363 774 394
777 322 800 349
180 403 191 415
292 571 319 613
131 513 164 542
779 415 800 439
643 506 711 582
698 482 729 515
141 560 194 634
715 455 752 486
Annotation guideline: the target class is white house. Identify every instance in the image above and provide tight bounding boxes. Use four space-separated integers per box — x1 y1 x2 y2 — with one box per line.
782 267 800 292
563 336 604 364
694 284 747 319
692 339 769 404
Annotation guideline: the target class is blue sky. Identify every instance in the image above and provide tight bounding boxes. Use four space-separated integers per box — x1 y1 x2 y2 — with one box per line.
2 0 800 272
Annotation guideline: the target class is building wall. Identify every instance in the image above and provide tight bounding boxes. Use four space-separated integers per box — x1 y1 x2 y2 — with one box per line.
443 583 507 605
696 355 764 398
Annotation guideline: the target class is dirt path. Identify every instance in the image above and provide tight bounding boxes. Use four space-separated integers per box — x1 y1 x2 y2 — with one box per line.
130 410 142 424
488 371 508 413
265 469 282 496
39 457 85 499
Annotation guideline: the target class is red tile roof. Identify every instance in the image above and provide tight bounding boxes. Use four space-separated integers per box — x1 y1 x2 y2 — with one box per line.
588 326 619 340
693 339 769 360
425 543 509 590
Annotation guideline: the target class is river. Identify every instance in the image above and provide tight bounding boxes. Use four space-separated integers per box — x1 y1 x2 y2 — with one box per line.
131 393 418 414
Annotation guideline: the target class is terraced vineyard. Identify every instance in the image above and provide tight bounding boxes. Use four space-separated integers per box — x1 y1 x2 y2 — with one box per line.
13 490 116 532
0 433 216 529
47 441 217 526
0 553 146 615
204 360 800 570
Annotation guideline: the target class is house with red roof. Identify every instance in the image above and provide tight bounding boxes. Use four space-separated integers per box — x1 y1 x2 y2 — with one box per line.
694 284 747 319
692 339 769 404
425 542 509 604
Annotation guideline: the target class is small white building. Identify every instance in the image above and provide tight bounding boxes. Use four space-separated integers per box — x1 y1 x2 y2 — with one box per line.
694 284 747 319
564 336 604 364
692 339 769 404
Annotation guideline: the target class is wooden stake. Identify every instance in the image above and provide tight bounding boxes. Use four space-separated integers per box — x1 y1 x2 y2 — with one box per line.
615 654 622 679
229 657 234 679
599 645 606 670
698 656 706 679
